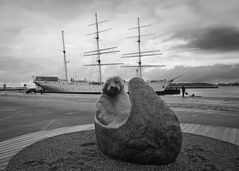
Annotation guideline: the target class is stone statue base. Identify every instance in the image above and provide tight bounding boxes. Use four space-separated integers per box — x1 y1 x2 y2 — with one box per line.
95 77 183 165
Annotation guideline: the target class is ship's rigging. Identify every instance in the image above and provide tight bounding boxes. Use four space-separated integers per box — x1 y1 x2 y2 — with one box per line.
121 17 165 78
83 13 123 84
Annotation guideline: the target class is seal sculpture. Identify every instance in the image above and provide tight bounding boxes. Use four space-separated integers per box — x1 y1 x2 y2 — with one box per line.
95 77 182 165
95 76 131 127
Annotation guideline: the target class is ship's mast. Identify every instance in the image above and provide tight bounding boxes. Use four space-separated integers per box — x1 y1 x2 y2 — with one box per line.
61 30 69 82
121 17 165 78
83 13 123 84
137 17 142 77
95 13 102 84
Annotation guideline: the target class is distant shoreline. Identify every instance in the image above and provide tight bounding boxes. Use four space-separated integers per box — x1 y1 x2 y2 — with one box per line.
169 86 219 89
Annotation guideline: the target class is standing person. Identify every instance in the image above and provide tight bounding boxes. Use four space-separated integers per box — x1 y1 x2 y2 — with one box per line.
182 85 186 97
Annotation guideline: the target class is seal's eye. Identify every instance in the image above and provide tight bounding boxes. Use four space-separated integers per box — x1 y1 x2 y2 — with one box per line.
115 80 119 84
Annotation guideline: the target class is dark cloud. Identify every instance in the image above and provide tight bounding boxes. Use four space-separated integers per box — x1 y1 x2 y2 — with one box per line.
171 26 239 52
143 64 239 83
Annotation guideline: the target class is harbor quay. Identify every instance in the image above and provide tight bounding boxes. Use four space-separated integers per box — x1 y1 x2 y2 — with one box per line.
0 92 239 170
1 92 239 142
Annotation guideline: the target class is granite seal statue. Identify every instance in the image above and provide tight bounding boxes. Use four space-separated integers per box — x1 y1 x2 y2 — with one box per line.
95 76 182 165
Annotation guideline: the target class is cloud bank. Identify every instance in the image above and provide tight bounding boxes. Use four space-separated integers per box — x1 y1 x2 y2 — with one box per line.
0 0 239 83
169 26 239 52
143 64 239 83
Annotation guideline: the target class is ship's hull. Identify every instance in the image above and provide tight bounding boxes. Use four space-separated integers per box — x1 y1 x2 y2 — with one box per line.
34 80 172 94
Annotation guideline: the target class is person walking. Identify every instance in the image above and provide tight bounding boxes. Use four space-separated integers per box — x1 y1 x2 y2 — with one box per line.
182 85 186 97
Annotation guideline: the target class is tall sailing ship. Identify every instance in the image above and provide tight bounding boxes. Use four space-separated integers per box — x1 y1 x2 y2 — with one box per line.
34 14 177 94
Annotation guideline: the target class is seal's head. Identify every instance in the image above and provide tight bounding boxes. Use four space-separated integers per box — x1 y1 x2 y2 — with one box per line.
102 76 124 97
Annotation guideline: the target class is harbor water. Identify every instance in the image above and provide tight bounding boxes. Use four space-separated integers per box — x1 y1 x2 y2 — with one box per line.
175 86 239 98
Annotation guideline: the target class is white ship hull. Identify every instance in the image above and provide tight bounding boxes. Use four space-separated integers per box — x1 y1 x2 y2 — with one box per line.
34 79 172 94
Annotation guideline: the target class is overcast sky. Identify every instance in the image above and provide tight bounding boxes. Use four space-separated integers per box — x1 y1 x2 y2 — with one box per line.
0 0 239 85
